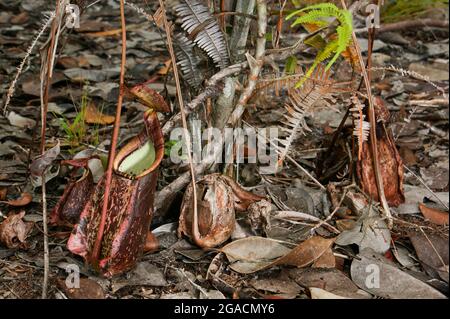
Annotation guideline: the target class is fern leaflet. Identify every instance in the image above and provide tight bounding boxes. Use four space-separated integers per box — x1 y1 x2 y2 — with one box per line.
175 0 229 69
350 95 371 160
287 3 353 88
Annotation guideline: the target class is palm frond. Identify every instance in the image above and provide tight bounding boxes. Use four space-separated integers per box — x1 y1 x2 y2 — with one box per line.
175 0 229 69
174 34 203 88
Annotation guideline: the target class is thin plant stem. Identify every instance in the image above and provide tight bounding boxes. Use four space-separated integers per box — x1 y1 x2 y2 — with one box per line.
92 0 127 264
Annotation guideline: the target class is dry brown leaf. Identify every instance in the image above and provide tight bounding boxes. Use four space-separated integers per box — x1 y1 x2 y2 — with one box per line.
221 236 335 274
30 141 60 177
419 203 449 226
157 59 172 75
84 102 115 125
0 211 34 249
129 84 170 113
0 188 7 201
312 247 336 268
275 236 335 268
58 278 105 299
0 192 32 207
85 29 122 37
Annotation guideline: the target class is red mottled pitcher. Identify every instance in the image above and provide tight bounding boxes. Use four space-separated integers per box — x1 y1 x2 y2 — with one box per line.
68 111 165 277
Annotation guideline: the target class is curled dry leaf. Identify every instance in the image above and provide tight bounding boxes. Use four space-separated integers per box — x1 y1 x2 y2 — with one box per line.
419 203 449 226
220 236 335 274
178 174 264 248
0 188 8 201
58 278 105 299
30 141 61 177
50 158 94 226
7 111 36 129
0 211 34 249
129 84 171 113
0 192 33 207
84 102 115 125
275 236 335 268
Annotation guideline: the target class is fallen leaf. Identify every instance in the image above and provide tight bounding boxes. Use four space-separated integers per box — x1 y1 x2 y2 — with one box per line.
59 278 105 299
312 247 336 268
289 268 369 298
220 236 334 274
275 236 335 268
200 290 226 299
220 237 292 274
111 261 168 293
30 141 61 177
409 232 449 283
0 188 6 201
7 111 36 129
419 203 449 226
250 278 302 298
351 248 446 299
335 207 391 254
309 287 348 299
0 211 34 249
84 102 115 125
129 84 170 113
0 192 32 207
157 59 172 75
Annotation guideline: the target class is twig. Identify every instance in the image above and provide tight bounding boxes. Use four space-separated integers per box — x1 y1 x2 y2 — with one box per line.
40 0 63 300
228 0 268 126
157 0 201 247
92 0 127 264
420 228 449 274
371 19 449 33
2 12 55 116
309 190 348 235
403 165 449 210
275 211 340 234
341 0 393 229
244 121 326 190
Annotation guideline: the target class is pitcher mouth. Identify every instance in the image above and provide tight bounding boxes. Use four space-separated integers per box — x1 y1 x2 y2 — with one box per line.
113 111 164 179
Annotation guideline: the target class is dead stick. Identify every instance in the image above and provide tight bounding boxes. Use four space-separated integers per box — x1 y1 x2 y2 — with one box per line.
356 19 450 33
91 0 127 264
157 0 201 247
40 0 61 300
341 0 393 229
228 0 267 126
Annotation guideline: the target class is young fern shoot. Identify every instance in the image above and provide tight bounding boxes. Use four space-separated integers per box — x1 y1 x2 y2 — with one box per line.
286 3 353 88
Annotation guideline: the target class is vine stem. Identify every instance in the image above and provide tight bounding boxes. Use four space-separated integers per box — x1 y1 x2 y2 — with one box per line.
341 0 393 228
91 0 127 264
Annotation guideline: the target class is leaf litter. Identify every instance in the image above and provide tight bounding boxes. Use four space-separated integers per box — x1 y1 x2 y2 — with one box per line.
0 0 448 300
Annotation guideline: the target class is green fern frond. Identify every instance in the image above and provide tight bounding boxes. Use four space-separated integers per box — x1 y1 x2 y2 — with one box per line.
287 2 353 88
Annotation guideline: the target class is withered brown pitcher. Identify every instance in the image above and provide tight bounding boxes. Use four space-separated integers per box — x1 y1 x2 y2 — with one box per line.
67 110 165 277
